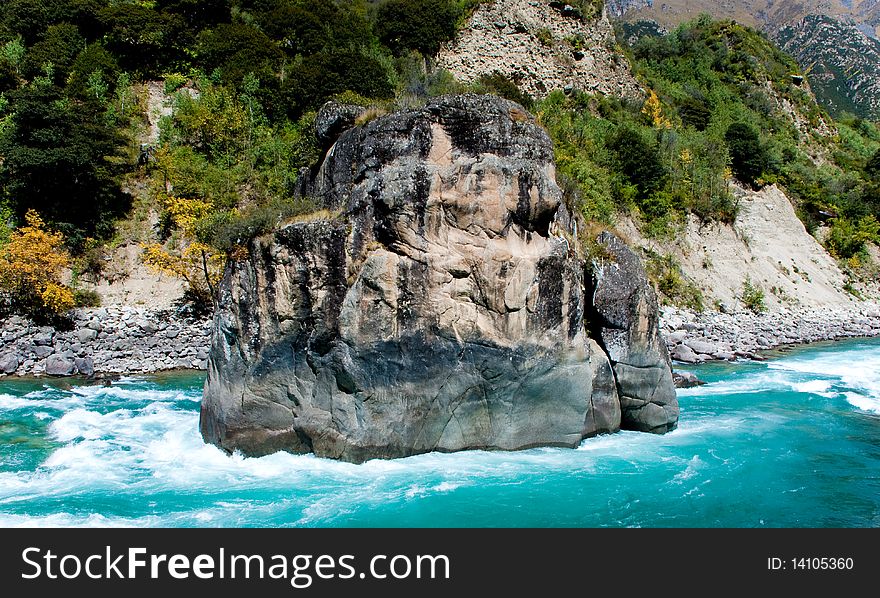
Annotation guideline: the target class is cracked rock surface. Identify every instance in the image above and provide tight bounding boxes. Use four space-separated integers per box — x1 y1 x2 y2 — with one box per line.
200 95 677 462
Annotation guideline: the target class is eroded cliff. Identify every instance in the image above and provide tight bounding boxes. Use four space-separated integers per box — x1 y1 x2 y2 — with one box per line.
200 95 677 463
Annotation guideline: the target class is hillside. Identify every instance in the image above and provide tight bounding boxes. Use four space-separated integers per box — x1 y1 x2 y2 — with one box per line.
776 15 880 119
0 1 877 324
539 14 880 310
609 0 880 119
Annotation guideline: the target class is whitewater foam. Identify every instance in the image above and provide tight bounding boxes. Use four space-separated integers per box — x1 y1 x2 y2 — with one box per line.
768 341 880 413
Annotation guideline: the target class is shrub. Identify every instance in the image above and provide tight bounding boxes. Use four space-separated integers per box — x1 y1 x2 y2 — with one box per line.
535 28 553 47
474 73 534 110
825 216 880 259
742 277 766 313
73 288 101 307
196 197 320 254
0 210 75 320
644 251 704 310
867 148 880 180
608 125 667 200
141 240 223 307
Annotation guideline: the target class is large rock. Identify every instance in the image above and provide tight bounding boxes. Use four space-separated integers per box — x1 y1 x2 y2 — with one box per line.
0 353 20 374
590 232 679 433
45 355 76 376
315 101 366 149
201 95 676 462
74 357 95 377
77 328 98 343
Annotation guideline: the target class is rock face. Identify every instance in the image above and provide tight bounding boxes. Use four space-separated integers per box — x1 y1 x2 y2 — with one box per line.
437 1 642 100
590 233 679 432
201 95 677 463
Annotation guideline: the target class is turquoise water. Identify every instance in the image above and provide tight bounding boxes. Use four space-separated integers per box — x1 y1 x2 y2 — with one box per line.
1 338 879 528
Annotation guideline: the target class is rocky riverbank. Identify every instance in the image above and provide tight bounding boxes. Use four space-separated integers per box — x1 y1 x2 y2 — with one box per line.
4 300 879 378
0 307 212 378
662 302 880 363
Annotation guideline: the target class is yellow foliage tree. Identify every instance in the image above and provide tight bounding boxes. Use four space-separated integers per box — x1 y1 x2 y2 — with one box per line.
142 195 224 305
642 90 672 130
0 210 75 318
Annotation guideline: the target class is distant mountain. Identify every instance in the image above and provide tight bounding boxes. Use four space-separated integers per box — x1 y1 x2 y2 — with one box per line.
776 14 880 118
608 0 880 119
608 0 880 38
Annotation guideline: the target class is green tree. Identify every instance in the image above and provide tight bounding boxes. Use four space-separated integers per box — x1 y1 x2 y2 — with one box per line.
258 1 373 58
22 23 86 84
2 0 53 44
66 42 120 99
608 125 668 200
725 122 770 188
196 23 282 87
99 3 181 76
0 77 130 247
376 0 459 57
155 0 231 31
866 148 880 180
282 48 395 118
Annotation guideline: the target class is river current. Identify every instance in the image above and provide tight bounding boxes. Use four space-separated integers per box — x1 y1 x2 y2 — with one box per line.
1 338 879 527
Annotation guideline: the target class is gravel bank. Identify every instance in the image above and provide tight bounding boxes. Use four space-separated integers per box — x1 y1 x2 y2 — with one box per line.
661 303 880 363
4 302 879 377
0 307 211 377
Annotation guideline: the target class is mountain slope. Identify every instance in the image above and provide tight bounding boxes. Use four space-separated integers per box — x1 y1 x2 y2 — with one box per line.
776 15 880 119
608 0 880 119
608 0 880 38
437 0 641 99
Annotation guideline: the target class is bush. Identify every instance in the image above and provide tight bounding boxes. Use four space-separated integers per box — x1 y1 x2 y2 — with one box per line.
742 277 766 313
608 125 667 200
644 251 704 310
825 216 880 259
196 197 320 254
282 48 395 118
73 288 101 307
867 148 880 180
0 210 75 320
474 73 534 110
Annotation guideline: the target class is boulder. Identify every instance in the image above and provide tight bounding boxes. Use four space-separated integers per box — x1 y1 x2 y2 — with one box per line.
665 330 688 344
31 345 54 359
590 232 679 433
201 95 677 462
671 344 698 364
74 357 95 377
0 353 20 374
315 101 366 149
33 330 55 346
685 339 719 355
673 371 706 389
45 355 76 376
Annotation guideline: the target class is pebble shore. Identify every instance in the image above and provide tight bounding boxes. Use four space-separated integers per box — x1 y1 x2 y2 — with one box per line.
661 302 880 363
3 302 880 378
0 307 212 377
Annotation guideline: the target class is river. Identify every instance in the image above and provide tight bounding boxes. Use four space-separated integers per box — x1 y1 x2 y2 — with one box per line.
1 338 879 527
